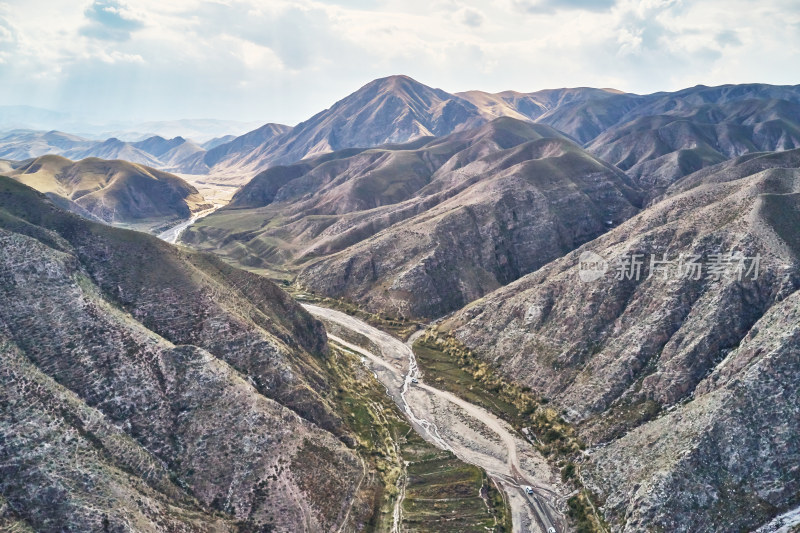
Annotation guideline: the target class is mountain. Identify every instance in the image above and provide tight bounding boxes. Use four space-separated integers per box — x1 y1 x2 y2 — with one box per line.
585 96 800 199
439 148 800 530
453 90 548 122
0 129 97 160
201 134 237 150
460 84 800 189
197 81 641 181
99 118 264 143
457 86 625 128
0 130 209 172
186 122 293 175
7 80 800 189
0 177 368 531
183 117 642 317
71 136 164 167
132 135 206 167
201 75 491 180
533 83 800 144
198 79 800 186
7 155 211 231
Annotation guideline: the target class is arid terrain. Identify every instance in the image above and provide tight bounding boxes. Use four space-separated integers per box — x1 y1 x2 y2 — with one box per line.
2 74 800 533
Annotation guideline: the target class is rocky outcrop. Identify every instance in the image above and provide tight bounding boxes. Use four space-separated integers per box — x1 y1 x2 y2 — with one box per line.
585 290 800 531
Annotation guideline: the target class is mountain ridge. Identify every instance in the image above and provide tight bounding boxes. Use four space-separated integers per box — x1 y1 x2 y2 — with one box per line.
6 154 211 231
184 116 642 317
0 177 366 531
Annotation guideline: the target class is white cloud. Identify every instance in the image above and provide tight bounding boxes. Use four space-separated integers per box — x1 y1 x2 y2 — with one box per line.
0 0 796 124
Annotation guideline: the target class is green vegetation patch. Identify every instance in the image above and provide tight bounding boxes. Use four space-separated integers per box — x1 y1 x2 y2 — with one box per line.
414 332 610 532
319 344 510 532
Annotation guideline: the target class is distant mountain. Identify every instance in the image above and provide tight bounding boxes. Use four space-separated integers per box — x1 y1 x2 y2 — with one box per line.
72 137 164 167
201 134 237 150
0 130 97 160
186 122 293 175
132 135 205 167
441 148 800 531
0 131 208 173
584 94 800 198
0 178 363 531
7 155 211 231
184 117 642 316
100 118 263 142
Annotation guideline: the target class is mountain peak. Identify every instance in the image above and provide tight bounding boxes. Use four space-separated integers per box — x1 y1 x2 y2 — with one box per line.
370 74 417 86
357 74 444 100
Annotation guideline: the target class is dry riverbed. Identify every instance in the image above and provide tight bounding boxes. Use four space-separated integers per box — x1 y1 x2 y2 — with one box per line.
304 304 568 533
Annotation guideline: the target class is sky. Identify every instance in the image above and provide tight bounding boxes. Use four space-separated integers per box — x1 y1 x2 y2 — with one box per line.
0 0 798 126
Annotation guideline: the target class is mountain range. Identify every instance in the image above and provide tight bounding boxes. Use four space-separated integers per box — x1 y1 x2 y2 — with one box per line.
184 117 642 317
3 74 800 533
184 77 800 184
176 76 800 531
0 130 216 170
5 77 798 191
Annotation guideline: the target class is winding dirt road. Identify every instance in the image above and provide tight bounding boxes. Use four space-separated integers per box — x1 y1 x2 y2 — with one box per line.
304 304 566 533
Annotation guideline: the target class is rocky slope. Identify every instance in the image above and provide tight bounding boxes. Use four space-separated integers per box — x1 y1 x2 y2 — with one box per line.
440 148 800 531
0 177 364 532
184 117 642 317
586 98 800 198
7 154 211 231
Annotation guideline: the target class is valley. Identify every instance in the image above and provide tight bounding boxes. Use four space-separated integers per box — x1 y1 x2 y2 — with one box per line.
304 304 566 533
